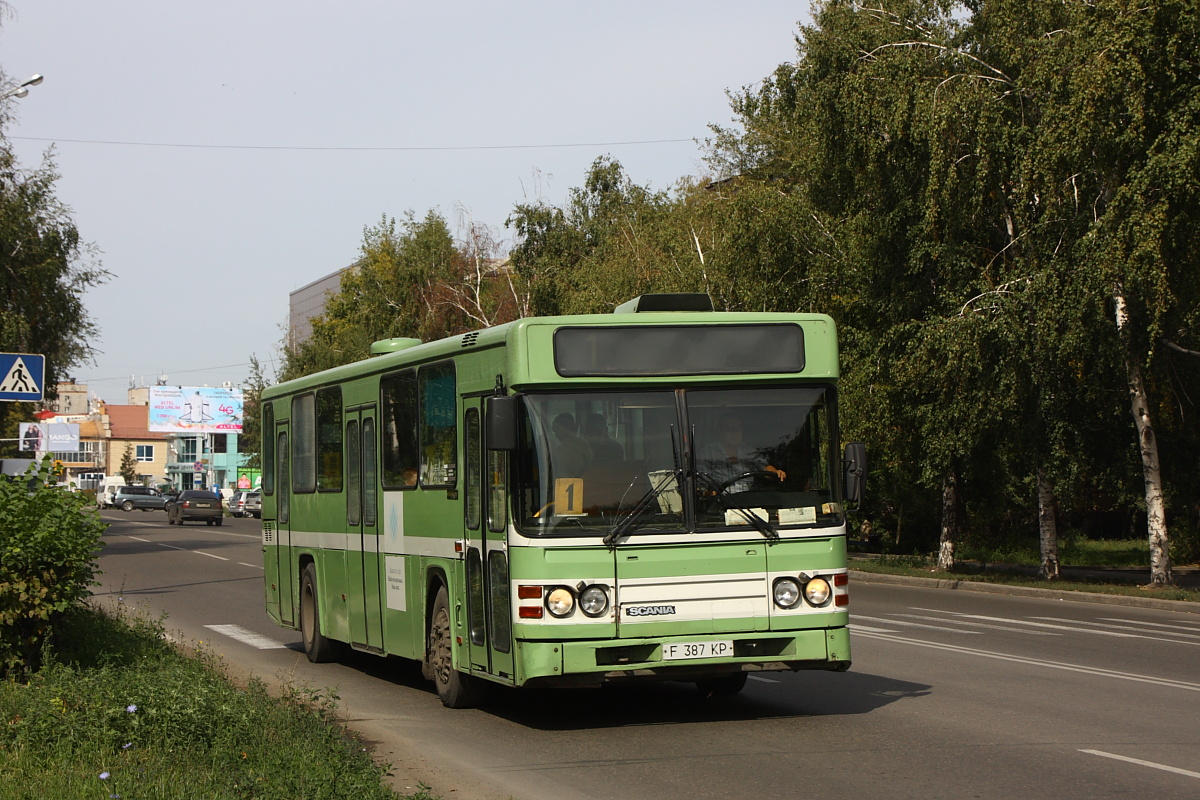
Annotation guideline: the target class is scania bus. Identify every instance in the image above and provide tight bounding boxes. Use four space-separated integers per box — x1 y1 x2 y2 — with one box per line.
261 293 865 707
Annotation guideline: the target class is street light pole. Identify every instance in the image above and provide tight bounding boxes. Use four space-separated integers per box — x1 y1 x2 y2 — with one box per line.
1 74 44 100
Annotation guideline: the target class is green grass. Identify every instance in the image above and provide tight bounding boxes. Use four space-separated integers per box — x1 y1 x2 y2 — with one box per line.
0 604 436 800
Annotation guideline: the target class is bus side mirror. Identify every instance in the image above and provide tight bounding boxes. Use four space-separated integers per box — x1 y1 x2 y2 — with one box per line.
486 395 518 451
843 442 867 505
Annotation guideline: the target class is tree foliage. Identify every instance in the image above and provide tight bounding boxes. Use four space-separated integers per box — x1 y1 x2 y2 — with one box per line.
500 1 1199 577
281 210 521 381
0 82 108 455
277 1 1200 579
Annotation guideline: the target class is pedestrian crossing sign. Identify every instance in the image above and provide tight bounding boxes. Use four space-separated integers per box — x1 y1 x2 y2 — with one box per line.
0 352 45 402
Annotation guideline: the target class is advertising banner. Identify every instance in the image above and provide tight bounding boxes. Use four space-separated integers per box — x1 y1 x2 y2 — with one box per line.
148 386 243 434
19 422 80 452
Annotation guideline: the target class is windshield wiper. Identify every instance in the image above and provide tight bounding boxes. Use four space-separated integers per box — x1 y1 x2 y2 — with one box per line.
602 470 681 547
603 424 682 548
694 470 779 541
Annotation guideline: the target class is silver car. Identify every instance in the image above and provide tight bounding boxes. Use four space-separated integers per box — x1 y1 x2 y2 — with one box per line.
113 486 168 512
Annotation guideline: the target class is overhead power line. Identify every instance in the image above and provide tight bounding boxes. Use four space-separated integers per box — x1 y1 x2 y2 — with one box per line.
10 136 696 152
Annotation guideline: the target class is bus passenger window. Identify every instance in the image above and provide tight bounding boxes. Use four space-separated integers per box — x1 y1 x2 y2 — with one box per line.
292 394 316 493
419 362 457 487
381 371 419 488
317 387 343 491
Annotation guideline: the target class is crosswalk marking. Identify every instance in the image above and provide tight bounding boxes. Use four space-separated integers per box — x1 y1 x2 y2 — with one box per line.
204 624 288 650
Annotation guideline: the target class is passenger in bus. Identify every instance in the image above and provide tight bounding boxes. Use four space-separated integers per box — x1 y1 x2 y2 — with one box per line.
551 413 593 476
581 412 623 465
700 412 786 492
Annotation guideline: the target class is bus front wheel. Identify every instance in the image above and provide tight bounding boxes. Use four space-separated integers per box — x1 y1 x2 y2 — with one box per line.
428 587 485 708
300 563 344 663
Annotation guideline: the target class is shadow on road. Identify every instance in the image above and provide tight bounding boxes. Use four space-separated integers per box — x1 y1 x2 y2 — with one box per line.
330 649 932 730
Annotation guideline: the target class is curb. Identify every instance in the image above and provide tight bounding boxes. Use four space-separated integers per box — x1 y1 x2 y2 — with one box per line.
848 570 1200 614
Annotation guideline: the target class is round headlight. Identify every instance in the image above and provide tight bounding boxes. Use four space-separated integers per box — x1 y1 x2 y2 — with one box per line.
804 577 832 606
579 585 610 617
546 587 575 618
773 577 802 609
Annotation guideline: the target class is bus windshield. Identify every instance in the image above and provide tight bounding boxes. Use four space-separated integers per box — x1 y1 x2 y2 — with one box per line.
512 387 842 536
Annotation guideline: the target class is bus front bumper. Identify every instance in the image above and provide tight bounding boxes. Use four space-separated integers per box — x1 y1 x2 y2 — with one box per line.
514 626 850 688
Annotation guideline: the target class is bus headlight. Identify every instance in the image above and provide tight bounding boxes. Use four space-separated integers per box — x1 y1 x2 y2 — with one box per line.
579 585 610 617
773 577 802 609
546 587 575 618
804 577 832 606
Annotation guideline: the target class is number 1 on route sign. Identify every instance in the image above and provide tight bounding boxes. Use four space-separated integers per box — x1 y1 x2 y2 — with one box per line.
0 353 45 402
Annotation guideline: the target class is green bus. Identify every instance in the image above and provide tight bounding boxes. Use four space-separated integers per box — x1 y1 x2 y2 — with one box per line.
261 294 865 707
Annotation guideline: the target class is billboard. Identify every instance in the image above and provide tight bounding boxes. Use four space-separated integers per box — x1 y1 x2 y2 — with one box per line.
148 386 243 434
19 422 80 452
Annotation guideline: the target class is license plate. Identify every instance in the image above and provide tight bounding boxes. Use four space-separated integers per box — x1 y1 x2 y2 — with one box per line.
662 640 733 660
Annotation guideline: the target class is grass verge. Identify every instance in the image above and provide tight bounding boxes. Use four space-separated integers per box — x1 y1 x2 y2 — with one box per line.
851 554 1200 604
0 603 436 800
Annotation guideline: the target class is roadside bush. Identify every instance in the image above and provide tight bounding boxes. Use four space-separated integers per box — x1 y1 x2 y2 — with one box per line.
0 458 107 678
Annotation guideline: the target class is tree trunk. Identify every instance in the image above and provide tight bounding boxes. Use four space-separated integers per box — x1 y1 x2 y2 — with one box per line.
1113 283 1172 585
937 470 958 571
1037 468 1059 580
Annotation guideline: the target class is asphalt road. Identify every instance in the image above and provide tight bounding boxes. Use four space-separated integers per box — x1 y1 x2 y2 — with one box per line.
92 510 1200 800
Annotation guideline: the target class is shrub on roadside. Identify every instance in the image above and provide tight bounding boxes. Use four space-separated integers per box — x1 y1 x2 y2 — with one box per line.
0 458 107 678
0 604 411 800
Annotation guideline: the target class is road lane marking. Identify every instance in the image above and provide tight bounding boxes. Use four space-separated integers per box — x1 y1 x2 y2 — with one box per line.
204 624 288 650
851 630 1200 692
115 534 256 565
1032 616 1200 641
909 608 1200 646
894 613 1060 635
850 623 901 633
1100 617 1200 634
852 614 983 634
749 676 779 683
1080 749 1200 780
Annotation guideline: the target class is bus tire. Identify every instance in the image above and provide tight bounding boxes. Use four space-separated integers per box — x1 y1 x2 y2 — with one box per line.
300 563 344 663
696 672 748 697
428 586 485 708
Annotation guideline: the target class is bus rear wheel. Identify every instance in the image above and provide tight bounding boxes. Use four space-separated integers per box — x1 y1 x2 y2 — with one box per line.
300 563 344 663
428 586 485 708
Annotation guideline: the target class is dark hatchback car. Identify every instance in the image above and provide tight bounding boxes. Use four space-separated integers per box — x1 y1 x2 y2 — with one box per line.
167 490 224 526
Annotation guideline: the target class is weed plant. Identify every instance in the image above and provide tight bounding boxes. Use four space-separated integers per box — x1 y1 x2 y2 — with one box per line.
0 603 436 800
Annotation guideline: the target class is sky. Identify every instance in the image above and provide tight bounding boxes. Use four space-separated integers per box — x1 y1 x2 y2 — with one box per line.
1 1 811 404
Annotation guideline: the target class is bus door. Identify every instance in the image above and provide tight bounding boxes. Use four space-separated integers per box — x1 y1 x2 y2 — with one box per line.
463 399 515 682
346 406 383 650
275 424 296 627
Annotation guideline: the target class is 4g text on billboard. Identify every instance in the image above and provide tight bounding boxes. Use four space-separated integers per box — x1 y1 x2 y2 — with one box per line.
147 386 243 434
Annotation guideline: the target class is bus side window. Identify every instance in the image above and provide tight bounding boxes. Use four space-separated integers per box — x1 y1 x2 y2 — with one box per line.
317 386 343 492
292 394 316 493
381 371 418 488
419 362 457 487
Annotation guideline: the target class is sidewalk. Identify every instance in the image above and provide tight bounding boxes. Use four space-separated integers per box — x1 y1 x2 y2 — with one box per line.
848 556 1200 613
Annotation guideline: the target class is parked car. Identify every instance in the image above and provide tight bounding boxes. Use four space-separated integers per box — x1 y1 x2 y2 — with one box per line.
227 490 252 517
239 491 262 519
113 485 168 512
167 490 224 526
